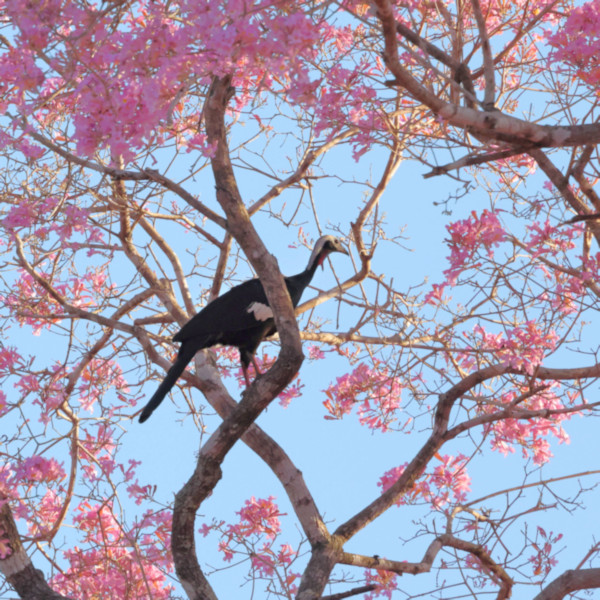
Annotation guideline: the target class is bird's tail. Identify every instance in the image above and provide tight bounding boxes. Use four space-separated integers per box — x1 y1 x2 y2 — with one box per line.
138 345 196 423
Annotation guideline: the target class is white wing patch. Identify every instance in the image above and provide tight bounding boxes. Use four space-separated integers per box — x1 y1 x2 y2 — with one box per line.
247 301 273 321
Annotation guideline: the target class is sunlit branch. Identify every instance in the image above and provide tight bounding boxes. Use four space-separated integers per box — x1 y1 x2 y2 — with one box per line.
470 0 495 110
340 543 442 575
112 176 189 325
23 127 227 229
529 148 600 246
142 168 226 228
12 233 148 336
209 232 232 300
445 401 600 442
248 128 359 216
465 469 600 508
423 147 532 178
136 212 195 315
374 0 600 147
438 533 513 599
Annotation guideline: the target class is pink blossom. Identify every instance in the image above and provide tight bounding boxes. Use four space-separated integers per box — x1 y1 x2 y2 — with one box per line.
307 344 325 360
0 528 11 559
0 345 22 373
477 384 572 465
323 361 402 431
528 527 563 576
547 0 600 91
235 496 283 540
378 454 471 509
426 210 506 301
364 569 399 600
14 455 65 484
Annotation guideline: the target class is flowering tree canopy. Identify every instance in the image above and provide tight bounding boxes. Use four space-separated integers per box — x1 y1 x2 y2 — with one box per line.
2 0 600 599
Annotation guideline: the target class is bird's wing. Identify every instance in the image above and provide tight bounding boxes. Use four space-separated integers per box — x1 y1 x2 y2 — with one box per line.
174 278 273 342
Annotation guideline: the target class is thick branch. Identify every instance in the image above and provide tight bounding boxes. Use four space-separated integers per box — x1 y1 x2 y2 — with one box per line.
529 148 600 245
333 359 600 542
137 324 329 551
533 568 600 600
203 76 303 372
470 0 495 109
170 75 306 599
374 0 600 147
0 500 72 600
340 538 443 575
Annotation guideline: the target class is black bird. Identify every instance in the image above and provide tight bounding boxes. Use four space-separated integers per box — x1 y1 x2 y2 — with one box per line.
138 235 348 422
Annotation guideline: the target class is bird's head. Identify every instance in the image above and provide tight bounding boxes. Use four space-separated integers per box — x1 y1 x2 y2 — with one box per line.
309 235 349 270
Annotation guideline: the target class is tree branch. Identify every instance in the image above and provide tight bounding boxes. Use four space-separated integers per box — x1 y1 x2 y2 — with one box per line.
321 584 377 600
170 75 307 600
423 147 532 178
529 148 600 245
533 568 600 600
470 0 496 110
0 500 73 600
374 0 600 147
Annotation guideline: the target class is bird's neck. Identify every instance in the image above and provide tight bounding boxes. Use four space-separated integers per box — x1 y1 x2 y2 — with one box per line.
289 260 319 288
285 254 323 303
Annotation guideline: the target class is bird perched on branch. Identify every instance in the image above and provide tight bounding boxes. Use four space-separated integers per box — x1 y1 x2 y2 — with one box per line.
139 235 348 423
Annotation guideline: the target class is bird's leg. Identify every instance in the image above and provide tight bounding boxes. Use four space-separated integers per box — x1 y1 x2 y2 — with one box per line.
242 364 252 387
241 355 262 386
251 355 262 377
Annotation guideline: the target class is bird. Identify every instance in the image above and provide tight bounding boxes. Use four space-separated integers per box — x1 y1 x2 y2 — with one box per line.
138 235 348 422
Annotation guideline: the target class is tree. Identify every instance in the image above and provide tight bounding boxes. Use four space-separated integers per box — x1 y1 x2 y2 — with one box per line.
1 0 600 598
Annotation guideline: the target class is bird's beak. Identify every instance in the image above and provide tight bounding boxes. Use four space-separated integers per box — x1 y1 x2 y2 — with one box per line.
322 245 348 268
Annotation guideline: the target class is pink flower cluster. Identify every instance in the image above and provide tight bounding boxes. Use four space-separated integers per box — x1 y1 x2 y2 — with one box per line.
528 526 562 577
477 384 571 465
458 322 573 464
1 0 341 162
323 361 403 432
547 0 600 91
522 220 597 314
460 321 559 375
0 454 66 536
201 496 300 595
76 358 130 413
3 196 104 252
364 568 399 599
1 268 108 335
378 454 471 510
425 210 506 304
51 502 174 599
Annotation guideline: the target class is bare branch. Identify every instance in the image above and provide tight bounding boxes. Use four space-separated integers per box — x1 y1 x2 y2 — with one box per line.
438 533 513 599
470 0 496 109
321 584 377 600
423 147 532 178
